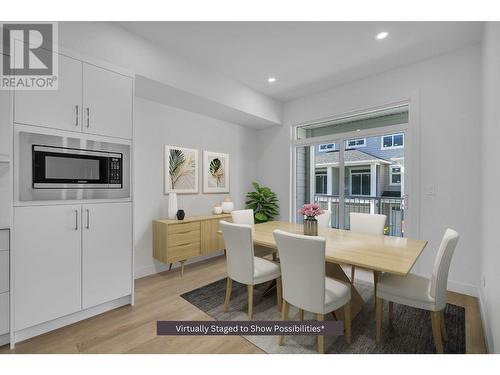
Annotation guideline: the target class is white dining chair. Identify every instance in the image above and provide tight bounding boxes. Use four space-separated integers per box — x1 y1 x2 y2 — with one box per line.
220 220 282 320
273 230 351 353
232 209 277 260
316 210 332 228
375 228 460 353
231 209 255 225
349 212 387 298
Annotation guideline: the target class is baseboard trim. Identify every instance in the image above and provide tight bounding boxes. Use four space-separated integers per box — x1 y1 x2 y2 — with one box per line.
14 295 132 345
0 333 9 346
447 280 479 297
134 250 225 279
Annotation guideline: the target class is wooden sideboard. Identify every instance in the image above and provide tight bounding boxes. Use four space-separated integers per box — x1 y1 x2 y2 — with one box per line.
153 214 231 276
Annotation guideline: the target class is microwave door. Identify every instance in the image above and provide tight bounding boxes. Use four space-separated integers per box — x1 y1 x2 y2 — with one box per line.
33 145 110 189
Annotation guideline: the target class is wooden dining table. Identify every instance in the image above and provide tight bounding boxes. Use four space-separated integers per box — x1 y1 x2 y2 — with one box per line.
247 220 428 321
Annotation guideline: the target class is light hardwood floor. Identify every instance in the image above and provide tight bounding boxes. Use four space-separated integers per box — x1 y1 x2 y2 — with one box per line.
0 255 487 354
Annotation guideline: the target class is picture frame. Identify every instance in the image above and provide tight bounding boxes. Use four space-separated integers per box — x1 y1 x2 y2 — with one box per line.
164 145 199 194
203 151 230 193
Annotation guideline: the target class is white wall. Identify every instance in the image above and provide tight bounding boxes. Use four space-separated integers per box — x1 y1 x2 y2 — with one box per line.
134 97 258 278
481 22 500 353
257 45 482 295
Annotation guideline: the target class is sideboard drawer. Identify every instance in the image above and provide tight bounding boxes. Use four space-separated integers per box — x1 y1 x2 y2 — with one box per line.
167 222 200 235
169 230 201 247
167 242 201 263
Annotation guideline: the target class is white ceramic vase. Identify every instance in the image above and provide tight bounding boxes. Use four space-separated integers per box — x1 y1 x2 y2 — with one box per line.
221 201 234 213
168 193 178 220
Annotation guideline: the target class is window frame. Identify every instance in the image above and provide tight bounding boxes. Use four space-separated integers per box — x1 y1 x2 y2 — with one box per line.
349 167 371 196
389 164 402 186
381 133 405 150
345 138 366 149
318 143 336 153
315 172 328 194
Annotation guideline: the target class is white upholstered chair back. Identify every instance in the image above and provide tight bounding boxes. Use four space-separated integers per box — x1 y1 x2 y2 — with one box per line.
430 228 460 309
220 221 255 284
273 230 326 314
316 210 332 228
349 212 386 235
231 209 255 226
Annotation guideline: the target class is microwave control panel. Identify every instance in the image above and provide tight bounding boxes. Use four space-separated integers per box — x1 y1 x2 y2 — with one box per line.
109 157 122 185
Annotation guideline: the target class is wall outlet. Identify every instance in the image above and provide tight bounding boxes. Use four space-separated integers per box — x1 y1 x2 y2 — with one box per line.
426 184 436 196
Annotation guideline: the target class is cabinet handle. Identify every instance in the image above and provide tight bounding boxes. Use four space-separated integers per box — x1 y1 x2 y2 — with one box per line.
75 105 79 127
86 209 90 229
86 107 90 128
75 210 79 230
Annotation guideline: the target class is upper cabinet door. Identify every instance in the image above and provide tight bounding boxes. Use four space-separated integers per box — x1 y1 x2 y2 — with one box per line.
82 64 133 139
82 202 132 309
14 205 82 331
14 53 82 132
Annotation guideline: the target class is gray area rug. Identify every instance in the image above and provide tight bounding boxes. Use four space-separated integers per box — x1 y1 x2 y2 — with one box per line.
181 278 465 354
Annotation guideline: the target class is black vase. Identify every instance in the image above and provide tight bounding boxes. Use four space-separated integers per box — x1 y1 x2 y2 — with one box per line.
176 209 185 220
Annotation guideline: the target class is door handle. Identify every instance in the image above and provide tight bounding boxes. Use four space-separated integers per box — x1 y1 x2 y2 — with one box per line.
86 107 90 128
86 209 90 229
75 105 79 127
75 209 79 230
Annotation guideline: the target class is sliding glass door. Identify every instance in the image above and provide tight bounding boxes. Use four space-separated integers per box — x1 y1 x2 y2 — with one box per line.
294 105 410 237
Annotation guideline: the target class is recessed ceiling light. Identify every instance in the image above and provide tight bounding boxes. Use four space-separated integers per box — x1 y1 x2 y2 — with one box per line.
267 77 276 83
376 32 389 40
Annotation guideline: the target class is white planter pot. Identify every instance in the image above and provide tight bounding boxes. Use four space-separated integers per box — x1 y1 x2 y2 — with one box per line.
168 193 178 220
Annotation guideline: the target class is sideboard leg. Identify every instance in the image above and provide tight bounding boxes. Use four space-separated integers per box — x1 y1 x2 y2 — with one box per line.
169 263 173 271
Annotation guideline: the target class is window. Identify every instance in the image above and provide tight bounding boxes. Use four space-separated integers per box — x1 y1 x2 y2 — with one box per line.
390 165 402 185
345 138 366 149
350 169 371 196
318 143 336 152
382 133 404 149
315 173 328 194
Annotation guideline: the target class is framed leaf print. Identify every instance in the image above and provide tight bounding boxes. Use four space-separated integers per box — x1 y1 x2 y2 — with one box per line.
203 151 229 193
164 145 199 194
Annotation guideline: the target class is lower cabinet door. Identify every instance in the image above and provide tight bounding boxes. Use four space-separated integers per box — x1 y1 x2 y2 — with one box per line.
14 205 82 330
82 202 132 309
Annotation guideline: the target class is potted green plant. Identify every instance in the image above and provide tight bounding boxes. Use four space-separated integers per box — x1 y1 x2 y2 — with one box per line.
245 182 279 223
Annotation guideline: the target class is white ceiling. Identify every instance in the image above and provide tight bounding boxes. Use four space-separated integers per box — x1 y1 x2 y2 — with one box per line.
118 22 483 102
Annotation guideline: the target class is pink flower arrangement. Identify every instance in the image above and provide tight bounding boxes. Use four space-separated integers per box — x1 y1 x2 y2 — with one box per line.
298 203 324 218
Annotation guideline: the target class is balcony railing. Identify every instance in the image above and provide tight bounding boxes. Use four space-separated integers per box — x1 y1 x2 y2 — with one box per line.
313 194 404 237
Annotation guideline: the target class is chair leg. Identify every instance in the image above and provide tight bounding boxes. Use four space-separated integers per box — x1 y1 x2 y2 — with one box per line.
276 277 282 312
388 301 394 321
299 309 304 320
440 310 448 341
373 271 380 306
223 277 232 312
317 314 324 354
247 285 254 320
375 297 383 342
278 299 289 346
351 266 356 284
430 311 444 353
344 302 352 344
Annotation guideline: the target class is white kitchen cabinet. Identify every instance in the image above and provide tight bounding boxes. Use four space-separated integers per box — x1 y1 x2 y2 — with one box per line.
82 202 132 309
14 53 83 132
0 292 8 335
0 251 8 294
83 64 133 140
14 205 82 330
0 87 10 157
